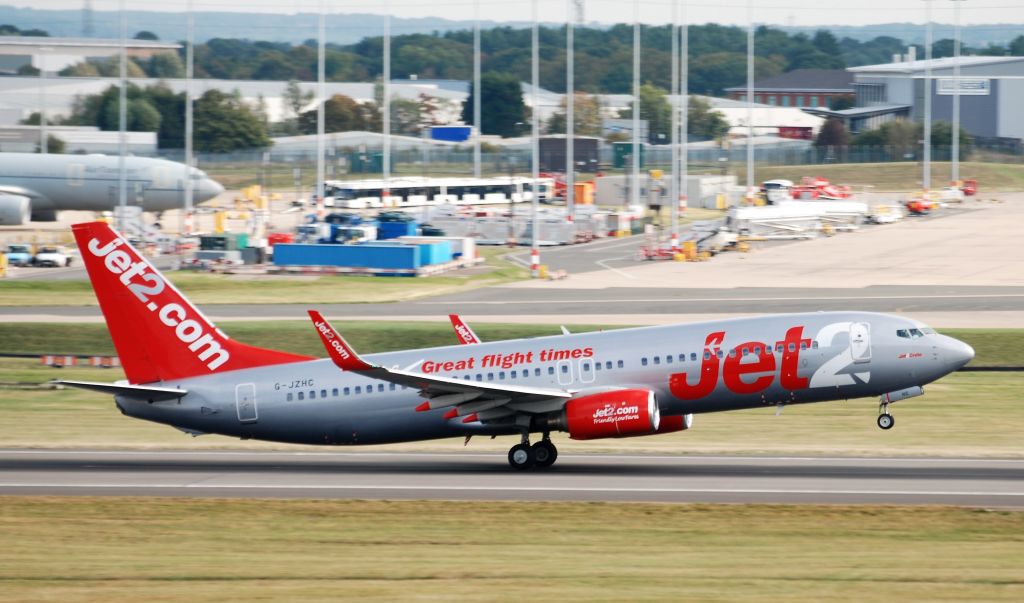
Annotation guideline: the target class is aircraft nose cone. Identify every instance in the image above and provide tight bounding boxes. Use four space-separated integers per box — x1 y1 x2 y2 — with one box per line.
205 179 225 200
948 339 975 369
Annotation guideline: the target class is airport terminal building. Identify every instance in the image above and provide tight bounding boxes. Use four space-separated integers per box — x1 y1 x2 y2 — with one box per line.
806 56 1024 148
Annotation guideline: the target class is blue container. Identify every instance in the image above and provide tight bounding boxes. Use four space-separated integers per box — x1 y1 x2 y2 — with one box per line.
378 221 418 240
273 244 420 270
430 125 472 143
416 241 453 265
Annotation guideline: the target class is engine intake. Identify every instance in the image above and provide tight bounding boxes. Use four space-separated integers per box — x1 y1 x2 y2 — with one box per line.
0 194 30 226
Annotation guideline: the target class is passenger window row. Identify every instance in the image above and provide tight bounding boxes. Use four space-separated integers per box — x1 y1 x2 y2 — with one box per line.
640 342 819 366
285 356 629 401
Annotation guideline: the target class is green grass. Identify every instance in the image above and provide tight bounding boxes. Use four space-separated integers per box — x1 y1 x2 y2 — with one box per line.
753 161 1024 192
0 497 1021 602
0 247 527 306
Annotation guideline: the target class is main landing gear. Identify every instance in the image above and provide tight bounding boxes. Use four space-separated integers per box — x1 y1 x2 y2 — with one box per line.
507 433 559 470
877 402 895 430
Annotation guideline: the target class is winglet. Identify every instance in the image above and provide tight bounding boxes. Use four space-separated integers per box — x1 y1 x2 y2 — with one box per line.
448 314 481 345
307 310 375 371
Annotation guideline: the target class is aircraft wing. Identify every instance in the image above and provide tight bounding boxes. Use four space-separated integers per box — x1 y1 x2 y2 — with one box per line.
0 184 40 198
308 311 573 420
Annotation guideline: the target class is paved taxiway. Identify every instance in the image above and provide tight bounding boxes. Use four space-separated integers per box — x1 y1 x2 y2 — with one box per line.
2 285 1021 319
2 450 1022 507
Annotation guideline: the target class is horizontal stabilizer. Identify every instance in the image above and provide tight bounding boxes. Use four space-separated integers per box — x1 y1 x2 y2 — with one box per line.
55 380 187 401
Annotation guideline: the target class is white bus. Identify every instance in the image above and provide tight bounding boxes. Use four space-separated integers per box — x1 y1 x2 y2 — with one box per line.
323 176 554 210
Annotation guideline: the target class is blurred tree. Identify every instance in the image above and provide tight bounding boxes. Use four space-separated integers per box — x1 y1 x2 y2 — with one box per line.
815 118 849 147
461 72 527 137
688 97 730 141
545 93 603 136
194 89 271 152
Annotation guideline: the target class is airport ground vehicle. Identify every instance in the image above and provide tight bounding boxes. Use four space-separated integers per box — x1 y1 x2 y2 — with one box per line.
5 244 33 266
62 221 974 469
33 245 72 267
322 176 554 210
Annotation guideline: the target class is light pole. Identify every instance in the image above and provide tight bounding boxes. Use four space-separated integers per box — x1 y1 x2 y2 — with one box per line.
530 0 540 277
383 4 391 200
117 0 127 232
566 0 575 224
316 0 325 206
473 0 481 178
951 0 964 184
631 0 640 210
184 0 194 235
37 46 52 154
670 1 679 250
746 0 755 202
923 0 933 192
680 1 689 233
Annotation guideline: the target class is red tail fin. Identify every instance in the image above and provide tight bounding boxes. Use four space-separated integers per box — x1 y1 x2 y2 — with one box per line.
72 221 312 384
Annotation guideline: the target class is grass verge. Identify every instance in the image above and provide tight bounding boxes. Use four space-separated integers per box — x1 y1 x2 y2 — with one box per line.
0 248 528 307
0 497 1021 603
754 161 1024 192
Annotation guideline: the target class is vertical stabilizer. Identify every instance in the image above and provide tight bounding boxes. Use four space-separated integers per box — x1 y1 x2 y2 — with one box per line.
72 221 312 384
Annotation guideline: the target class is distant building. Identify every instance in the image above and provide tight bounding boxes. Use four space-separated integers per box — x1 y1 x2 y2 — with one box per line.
0 35 180 74
0 125 156 154
724 69 853 109
804 55 1024 145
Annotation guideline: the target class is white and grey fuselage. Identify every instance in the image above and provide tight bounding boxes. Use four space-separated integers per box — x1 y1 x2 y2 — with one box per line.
116 311 974 446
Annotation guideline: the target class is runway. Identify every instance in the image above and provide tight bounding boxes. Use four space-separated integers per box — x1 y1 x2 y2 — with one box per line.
2 449 1022 507
2 285 1022 322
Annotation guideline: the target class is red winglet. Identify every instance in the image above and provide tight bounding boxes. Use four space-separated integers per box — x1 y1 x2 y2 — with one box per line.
442 408 459 420
448 314 481 345
415 401 430 412
307 310 374 371
461 413 479 423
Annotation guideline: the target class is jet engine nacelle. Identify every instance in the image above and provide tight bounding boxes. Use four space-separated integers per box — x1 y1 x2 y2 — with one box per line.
0 194 30 225
562 389 660 440
656 413 694 435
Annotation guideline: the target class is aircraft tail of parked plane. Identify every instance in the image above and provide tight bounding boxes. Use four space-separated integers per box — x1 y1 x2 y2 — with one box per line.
71 221 311 384
62 221 975 470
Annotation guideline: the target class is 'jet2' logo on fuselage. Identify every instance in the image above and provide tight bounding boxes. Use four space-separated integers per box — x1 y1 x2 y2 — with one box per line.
669 326 811 400
88 236 230 371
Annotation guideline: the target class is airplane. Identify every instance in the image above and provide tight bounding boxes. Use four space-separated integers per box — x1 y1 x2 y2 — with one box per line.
0 152 224 225
59 220 975 470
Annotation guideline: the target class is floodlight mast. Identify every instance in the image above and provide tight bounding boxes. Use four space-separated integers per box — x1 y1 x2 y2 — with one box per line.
531 0 541 278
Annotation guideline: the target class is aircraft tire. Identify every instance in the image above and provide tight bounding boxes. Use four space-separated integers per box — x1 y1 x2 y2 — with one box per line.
508 443 535 470
532 440 558 469
877 413 894 430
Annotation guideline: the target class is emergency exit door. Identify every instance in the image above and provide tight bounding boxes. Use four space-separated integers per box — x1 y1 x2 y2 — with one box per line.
235 383 257 423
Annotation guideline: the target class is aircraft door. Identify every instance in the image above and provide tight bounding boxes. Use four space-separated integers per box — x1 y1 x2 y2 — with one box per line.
578 358 595 383
850 322 871 364
556 360 574 386
235 383 257 423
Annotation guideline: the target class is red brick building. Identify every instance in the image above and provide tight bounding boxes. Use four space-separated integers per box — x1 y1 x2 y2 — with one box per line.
725 69 853 109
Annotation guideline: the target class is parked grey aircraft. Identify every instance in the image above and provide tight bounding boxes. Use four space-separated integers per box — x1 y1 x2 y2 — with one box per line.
0 153 224 225
61 221 975 469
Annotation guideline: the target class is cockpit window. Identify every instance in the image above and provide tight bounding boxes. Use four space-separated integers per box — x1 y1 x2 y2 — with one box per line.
896 329 910 339
921 327 936 335
909 328 923 338
898 328 925 339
